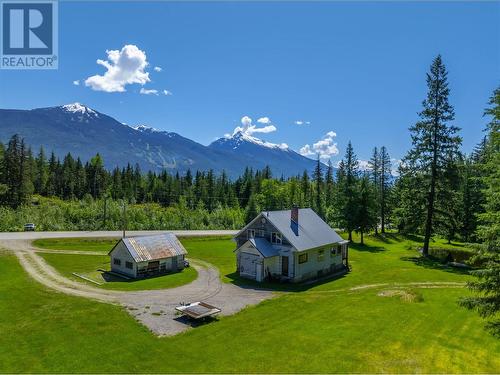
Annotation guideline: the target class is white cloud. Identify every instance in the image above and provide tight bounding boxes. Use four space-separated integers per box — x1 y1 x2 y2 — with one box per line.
300 131 339 160
294 120 310 126
257 117 271 125
73 80 80 86
154 66 162 72
232 116 277 136
85 44 150 93
140 88 159 95
163 89 172 96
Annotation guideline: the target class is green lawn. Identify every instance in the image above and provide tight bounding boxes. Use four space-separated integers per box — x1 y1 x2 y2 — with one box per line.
33 237 118 252
38 252 198 291
1 234 497 373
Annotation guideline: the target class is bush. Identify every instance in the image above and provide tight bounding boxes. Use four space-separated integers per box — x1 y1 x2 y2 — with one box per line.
0 195 245 231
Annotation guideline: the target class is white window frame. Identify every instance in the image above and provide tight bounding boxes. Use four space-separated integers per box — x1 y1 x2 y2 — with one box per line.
271 232 282 244
113 258 121 266
247 229 255 239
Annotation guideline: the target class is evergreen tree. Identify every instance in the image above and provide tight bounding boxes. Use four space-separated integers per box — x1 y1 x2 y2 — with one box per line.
403 55 461 256
368 147 380 234
356 174 378 244
379 146 392 233
312 156 324 218
337 141 359 241
460 87 500 336
325 160 334 206
34 146 48 195
245 194 260 224
1 135 32 207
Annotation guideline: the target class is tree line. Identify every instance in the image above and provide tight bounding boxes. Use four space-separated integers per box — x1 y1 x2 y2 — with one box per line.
0 54 497 333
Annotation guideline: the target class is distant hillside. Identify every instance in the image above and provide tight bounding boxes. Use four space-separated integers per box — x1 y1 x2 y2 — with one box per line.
0 103 319 178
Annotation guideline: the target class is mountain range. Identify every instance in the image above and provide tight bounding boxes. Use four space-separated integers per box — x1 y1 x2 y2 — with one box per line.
0 103 319 178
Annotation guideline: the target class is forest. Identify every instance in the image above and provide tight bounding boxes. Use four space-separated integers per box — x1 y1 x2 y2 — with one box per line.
0 58 496 245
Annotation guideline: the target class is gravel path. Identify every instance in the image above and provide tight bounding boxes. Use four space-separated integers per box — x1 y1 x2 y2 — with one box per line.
0 235 273 336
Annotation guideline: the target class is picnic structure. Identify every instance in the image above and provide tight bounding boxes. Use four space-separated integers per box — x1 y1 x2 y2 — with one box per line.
234 206 349 283
175 302 221 320
108 233 187 278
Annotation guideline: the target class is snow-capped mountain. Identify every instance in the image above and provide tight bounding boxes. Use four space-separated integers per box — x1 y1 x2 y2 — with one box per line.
0 103 318 177
209 131 318 177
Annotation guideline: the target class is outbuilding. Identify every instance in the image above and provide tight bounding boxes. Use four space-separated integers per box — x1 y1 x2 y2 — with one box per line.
108 233 187 278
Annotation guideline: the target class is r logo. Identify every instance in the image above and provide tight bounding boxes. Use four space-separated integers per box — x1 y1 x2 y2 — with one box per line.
3 2 52 54
0 0 58 69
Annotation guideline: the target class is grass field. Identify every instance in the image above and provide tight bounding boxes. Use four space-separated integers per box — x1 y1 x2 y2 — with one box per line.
38 252 198 291
33 237 118 252
1 234 498 373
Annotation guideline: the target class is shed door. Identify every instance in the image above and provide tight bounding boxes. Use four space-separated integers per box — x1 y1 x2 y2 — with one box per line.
240 253 259 278
172 256 177 270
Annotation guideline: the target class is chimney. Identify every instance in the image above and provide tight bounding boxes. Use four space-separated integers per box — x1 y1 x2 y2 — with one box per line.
291 205 299 225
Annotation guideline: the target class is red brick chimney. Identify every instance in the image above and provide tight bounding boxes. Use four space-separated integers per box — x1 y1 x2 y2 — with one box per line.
291 205 299 225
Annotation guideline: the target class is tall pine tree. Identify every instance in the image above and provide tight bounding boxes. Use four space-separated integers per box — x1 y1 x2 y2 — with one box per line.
460 87 500 336
404 55 461 256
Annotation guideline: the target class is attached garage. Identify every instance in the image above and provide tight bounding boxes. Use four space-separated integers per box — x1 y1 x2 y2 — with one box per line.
235 237 279 282
239 252 260 278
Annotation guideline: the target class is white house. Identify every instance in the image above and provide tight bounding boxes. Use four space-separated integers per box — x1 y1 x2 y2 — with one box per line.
234 207 348 283
108 233 187 278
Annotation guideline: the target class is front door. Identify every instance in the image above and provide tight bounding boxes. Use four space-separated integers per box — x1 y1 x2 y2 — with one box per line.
171 256 177 271
281 256 289 277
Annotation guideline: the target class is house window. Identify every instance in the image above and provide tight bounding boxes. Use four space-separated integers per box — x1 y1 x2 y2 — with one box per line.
125 261 133 269
271 232 282 244
298 253 308 264
113 258 121 266
247 229 255 239
332 245 341 255
317 250 325 261
257 230 265 237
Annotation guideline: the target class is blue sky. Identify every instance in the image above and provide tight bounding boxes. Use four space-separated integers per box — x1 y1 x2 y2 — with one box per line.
1 1 499 166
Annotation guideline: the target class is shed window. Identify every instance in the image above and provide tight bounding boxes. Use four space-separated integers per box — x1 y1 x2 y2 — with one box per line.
125 261 133 269
247 229 255 239
298 253 308 264
271 232 282 244
113 258 121 266
317 250 325 261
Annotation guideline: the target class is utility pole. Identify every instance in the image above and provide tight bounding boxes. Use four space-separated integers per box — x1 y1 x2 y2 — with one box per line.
103 196 107 229
122 200 127 238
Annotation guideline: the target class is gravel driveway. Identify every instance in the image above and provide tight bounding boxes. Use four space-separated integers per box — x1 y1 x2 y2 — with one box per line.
0 232 273 336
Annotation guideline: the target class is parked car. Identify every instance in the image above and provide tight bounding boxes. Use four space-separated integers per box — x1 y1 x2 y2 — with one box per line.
184 259 190 268
24 223 36 231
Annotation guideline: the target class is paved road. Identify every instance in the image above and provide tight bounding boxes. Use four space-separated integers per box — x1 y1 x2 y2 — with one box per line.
0 229 238 240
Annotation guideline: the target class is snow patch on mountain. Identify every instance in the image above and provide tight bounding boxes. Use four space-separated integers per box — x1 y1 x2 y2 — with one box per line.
61 103 98 117
224 131 290 151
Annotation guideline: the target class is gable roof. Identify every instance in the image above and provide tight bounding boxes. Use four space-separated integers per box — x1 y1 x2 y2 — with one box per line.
246 208 344 252
110 233 187 262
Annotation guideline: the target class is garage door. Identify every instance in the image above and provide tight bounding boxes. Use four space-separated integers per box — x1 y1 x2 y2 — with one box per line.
240 252 259 278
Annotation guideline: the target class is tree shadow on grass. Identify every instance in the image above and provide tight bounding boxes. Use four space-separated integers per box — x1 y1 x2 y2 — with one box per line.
400 255 471 275
224 269 349 292
350 242 386 253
